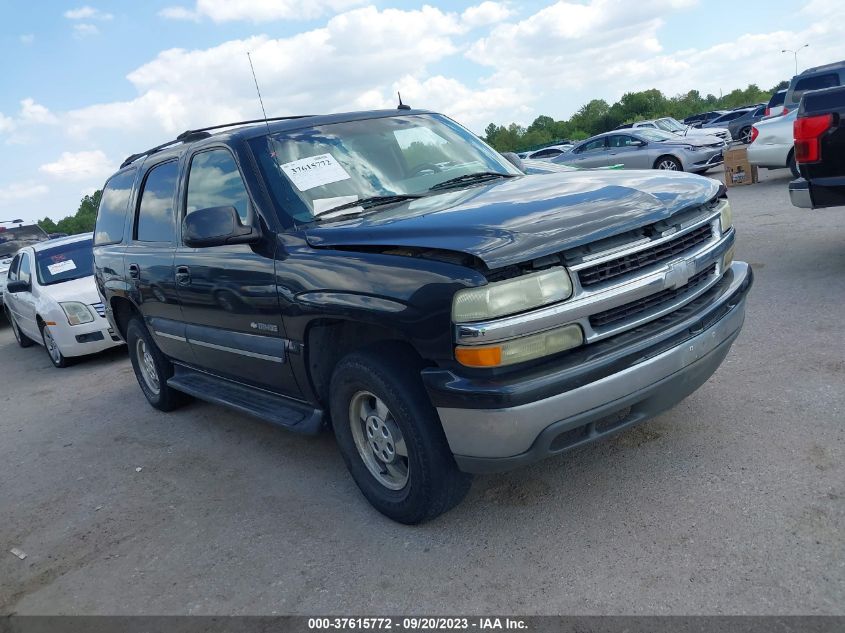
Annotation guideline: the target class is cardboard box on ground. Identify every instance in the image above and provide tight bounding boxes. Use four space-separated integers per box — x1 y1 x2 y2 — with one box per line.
722 146 758 187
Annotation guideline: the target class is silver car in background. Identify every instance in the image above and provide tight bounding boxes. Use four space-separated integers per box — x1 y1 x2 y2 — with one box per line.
552 128 726 173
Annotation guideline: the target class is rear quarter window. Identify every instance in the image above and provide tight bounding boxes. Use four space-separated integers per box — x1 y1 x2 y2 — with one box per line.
94 169 137 246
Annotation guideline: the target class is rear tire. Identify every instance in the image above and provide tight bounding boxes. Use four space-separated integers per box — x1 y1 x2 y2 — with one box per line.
126 316 187 411
7 310 34 348
739 126 753 144
788 150 800 178
654 155 683 171
330 346 472 524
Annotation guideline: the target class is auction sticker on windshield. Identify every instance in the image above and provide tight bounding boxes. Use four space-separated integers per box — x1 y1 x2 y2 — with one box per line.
281 154 351 192
47 260 77 275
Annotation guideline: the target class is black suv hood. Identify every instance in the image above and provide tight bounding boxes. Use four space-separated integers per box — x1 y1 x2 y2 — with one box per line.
304 170 721 270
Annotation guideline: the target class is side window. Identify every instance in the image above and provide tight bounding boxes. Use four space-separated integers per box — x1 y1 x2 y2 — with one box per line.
186 149 251 223
94 169 137 246
7 254 20 281
795 73 839 92
576 139 605 153
18 253 31 284
135 161 179 243
607 135 637 148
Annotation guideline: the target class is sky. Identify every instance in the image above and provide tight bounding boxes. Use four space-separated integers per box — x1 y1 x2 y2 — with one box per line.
1 0 842 224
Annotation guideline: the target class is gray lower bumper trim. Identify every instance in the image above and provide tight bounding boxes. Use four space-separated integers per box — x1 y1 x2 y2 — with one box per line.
789 180 813 209
438 292 747 464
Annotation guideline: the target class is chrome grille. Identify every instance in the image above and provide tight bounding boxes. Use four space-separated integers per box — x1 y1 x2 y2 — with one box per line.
578 224 713 288
589 264 717 328
91 302 106 318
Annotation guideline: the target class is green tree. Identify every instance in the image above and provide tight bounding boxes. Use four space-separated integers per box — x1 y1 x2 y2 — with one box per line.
38 190 102 236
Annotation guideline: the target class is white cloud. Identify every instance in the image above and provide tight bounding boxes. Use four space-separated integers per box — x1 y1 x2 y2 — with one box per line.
39 150 113 182
19 34 35 45
0 113 13 134
158 6 200 21
73 23 100 38
0 181 49 205
159 0 365 23
20 99 58 125
461 2 514 28
68 6 470 138
64 6 113 20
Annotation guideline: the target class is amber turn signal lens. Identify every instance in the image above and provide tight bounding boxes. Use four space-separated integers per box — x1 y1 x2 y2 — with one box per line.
454 345 503 368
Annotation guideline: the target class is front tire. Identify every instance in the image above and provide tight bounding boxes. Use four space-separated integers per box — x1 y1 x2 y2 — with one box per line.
7 310 34 348
330 347 472 524
41 323 70 368
654 155 683 171
126 316 187 411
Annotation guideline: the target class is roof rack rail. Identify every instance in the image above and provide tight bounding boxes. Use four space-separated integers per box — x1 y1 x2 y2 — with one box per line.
119 114 314 169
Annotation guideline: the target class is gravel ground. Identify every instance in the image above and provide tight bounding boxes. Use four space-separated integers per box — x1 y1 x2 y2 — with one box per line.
0 166 843 615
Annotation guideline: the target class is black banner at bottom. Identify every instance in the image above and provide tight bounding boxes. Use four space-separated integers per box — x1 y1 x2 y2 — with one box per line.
1 616 843 633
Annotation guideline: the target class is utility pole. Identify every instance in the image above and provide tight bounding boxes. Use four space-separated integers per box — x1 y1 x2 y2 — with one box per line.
782 44 809 75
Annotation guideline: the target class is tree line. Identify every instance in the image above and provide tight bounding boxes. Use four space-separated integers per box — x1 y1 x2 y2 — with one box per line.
38 190 101 236
483 81 790 152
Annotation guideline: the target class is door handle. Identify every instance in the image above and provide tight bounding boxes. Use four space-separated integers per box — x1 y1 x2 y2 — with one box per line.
175 266 191 285
128 263 140 279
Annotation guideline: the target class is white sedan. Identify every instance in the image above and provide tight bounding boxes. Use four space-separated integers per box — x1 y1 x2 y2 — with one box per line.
747 109 800 177
3 233 123 367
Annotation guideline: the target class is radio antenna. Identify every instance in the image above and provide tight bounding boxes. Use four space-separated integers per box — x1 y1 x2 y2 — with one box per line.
247 52 272 135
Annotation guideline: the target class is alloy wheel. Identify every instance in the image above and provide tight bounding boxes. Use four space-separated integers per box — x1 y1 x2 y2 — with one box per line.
43 327 62 365
348 390 409 490
658 159 679 170
136 338 161 395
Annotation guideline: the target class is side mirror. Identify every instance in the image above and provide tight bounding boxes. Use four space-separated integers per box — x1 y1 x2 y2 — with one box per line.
501 152 525 171
6 279 31 293
634 140 648 147
183 206 259 248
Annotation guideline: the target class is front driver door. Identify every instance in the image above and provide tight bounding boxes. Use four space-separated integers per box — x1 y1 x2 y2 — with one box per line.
174 146 301 397
606 134 651 169
564 137 608 168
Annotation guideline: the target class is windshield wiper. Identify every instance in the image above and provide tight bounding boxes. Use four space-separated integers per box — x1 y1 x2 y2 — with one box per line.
317 194 423 220
428 172 517 192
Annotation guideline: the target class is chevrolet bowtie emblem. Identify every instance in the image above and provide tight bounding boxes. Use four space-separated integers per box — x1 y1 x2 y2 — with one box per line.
664 259 695 290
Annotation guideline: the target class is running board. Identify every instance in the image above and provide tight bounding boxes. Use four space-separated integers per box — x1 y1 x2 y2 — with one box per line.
168 365 323 434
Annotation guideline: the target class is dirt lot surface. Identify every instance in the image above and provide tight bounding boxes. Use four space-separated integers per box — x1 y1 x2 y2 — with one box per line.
1 166 843 614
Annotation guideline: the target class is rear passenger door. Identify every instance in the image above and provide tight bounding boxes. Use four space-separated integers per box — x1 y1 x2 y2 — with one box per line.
125 159 193 362
174 146 300 396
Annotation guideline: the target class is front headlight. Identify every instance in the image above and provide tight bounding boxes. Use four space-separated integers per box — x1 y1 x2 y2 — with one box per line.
60 301 94 325
685 145 701 152
452 267 573 322
455 323 584 368
719 200 733 232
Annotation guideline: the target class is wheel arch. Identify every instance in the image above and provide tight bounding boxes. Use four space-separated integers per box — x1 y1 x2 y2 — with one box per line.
304 318 426 411
109 295 140 340
653 154 684 171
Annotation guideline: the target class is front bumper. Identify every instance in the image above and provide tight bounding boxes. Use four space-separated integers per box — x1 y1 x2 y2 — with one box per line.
424 262 752 473
690 149 725 171
49 316 124 357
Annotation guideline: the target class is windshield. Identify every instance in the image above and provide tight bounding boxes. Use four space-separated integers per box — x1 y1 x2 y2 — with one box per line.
635 129 679 142
0 224 49 257
35 239 94 286
249 113 520 224
655 117 686 133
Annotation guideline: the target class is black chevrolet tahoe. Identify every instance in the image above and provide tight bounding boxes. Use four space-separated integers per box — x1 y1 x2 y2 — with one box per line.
93 109 752 523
